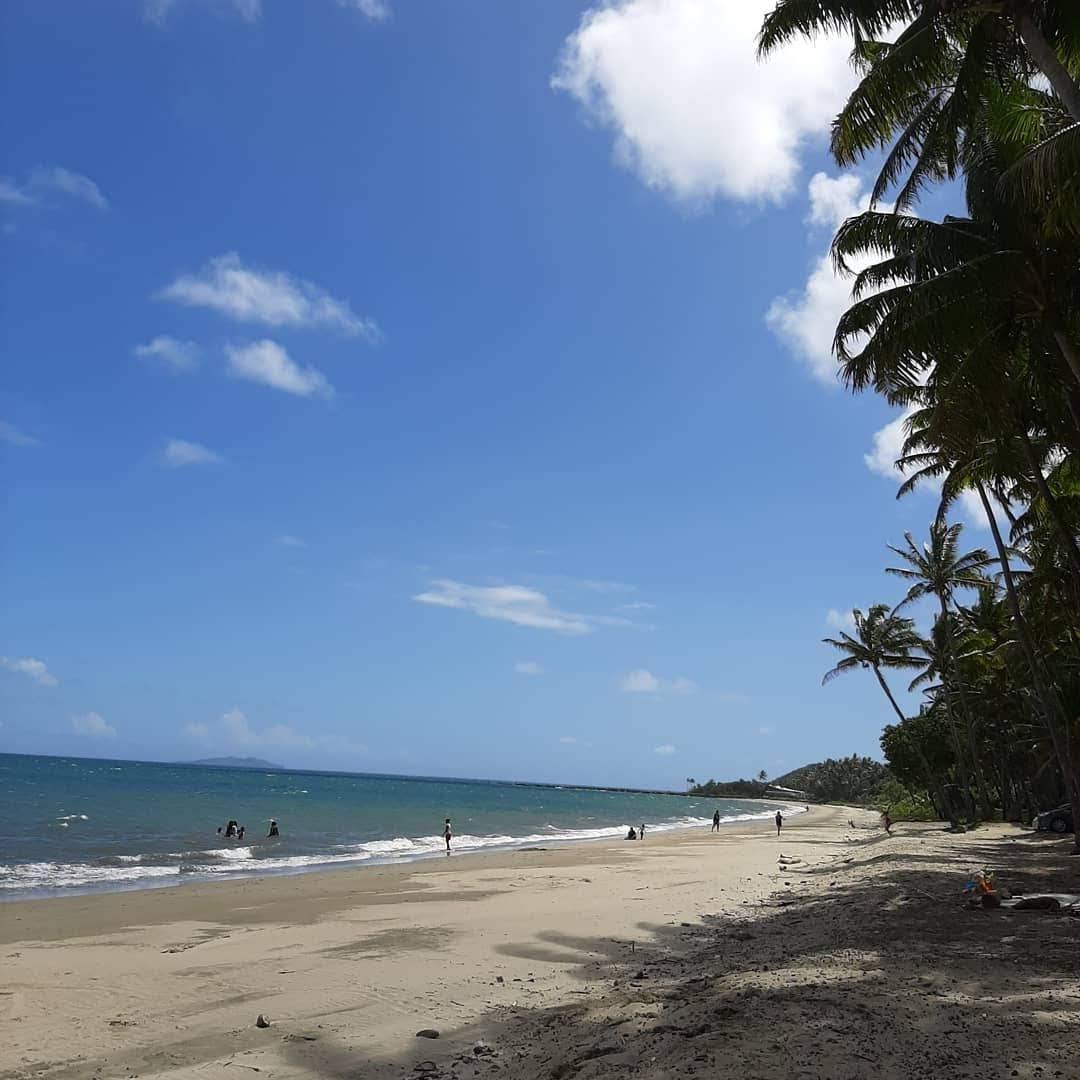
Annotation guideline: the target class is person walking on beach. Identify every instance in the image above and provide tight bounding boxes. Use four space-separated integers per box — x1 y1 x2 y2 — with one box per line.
712 810 721 832
443 818 452 854
775 810 783 837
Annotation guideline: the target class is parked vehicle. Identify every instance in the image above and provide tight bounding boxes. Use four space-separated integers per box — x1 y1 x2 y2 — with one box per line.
1034 805 1074 834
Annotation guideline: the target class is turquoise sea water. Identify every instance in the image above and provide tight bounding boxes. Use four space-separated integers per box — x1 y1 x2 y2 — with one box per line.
0 754 801 898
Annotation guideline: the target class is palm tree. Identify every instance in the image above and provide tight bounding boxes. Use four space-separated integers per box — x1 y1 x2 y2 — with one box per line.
822 604 924 723
758 2 1080 134
886 521 994 614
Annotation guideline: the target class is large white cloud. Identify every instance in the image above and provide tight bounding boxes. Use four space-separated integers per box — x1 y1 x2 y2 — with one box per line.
225 340 334 398
552 0 855 205
213 707 367 755
158 254 381 340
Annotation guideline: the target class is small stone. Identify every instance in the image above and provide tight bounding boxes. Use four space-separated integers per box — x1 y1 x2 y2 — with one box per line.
416 1029 440 1039
255 1014 271 1029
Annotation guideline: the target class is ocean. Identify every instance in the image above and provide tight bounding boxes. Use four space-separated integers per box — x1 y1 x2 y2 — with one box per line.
0 753 801 898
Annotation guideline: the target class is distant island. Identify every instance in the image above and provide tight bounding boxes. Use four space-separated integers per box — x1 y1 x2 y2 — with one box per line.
185 756 283 770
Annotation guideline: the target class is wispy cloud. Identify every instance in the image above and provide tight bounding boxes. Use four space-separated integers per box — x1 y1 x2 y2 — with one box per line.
617 601 655 611
1 656 58 686
194 707 367 755
161 438 222 467
0 166 109 211
559 735 577 744
275 534 307 548
72 711 116 738
145 0 260 25
158 253 381 340
0 421 42 448
825 608 856 631
338 0 390 20
225 340 334 398
413 579 630 636
134 335 200 374
514 660 543 675
653 744 677 756
620 669 696 695
579 578 635 595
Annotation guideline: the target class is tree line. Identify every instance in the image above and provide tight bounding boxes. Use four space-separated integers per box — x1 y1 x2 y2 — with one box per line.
757 1 1080 846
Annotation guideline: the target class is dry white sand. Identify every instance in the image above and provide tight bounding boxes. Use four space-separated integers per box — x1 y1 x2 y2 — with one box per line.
1 805 1077 1080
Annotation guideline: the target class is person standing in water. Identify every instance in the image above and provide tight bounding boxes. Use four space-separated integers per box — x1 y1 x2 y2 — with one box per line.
775 810 783 837
712 810 721 832
443 818 452 854
267 819 279 838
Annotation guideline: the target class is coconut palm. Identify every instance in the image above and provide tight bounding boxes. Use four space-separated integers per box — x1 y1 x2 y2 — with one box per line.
822 604 924 722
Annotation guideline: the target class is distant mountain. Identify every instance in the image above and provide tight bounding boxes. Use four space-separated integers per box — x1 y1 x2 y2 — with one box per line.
185 756 283 770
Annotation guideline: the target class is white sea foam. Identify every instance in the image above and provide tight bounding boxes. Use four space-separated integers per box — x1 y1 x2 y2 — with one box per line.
2 805 804 894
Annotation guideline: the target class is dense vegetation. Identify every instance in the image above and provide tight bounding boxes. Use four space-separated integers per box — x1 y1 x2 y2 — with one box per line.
759 1 1080 843
689 756 888 804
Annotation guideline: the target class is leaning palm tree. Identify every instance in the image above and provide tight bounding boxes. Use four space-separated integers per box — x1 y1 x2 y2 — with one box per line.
822 604 924 723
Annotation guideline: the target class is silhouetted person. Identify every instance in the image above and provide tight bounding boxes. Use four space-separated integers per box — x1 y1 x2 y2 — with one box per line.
267 819 279 838
712 810 721 832
775 810 783 837
238 825 246 840
443 818 452 853
225 820 238 838
639 823 645 841
626 827 637 840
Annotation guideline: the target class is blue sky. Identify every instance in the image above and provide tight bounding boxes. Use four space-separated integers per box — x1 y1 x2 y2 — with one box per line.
1 0 974 787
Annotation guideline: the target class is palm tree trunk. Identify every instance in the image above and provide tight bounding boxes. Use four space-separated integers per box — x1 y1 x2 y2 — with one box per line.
975 478 1080 851
936 594 995 819
1052 330 1080 394
873 665 955 824
1012 6 1080 122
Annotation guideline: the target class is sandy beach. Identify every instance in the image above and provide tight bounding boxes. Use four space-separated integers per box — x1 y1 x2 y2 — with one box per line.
2 805 1078 1080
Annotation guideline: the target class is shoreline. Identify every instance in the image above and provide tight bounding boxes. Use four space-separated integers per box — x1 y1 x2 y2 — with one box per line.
3 805 1076 1080
0 799 808 904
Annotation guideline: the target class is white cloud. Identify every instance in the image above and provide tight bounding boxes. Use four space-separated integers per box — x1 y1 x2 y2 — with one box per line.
134 335 200 374
766 172 873 384
218 707 366 755
183 721 210 739
552 0 855 206
617 601 655 611
146 0 260 25
806 171 864 229
337 0 390 19
413 580 627 636
0 420 42 447
515 660 543 675
275 534 306 548
579 578 635 594
225 340 334 398
825 608 856 631
0 167 108 211
1 656 58 686
621 668 660 693
559 735 578 744
158 253 380 339
72 711 116 738
620 669 696 694
29 167 109 210
653 743 677 756
758 726 774 737
162 438 222 467
0 178 35 206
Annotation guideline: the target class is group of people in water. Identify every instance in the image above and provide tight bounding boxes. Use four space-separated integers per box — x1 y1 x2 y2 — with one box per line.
217 819 279 841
